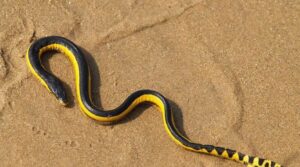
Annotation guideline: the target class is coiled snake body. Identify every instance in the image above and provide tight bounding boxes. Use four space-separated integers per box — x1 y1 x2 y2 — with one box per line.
26 36 281 167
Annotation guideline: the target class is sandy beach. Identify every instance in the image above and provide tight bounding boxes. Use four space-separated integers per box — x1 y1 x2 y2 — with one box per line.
0 0 299 166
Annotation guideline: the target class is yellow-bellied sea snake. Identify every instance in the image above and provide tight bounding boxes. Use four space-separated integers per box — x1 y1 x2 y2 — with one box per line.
26 36 282 167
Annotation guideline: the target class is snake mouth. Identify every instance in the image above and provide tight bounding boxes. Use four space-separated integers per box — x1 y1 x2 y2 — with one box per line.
57 96 68 106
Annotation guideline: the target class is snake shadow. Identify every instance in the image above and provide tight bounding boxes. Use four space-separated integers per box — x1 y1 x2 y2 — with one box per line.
80 47 103 108
42 46 190 140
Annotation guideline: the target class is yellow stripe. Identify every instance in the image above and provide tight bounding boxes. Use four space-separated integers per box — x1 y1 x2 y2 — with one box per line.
26 49 50 91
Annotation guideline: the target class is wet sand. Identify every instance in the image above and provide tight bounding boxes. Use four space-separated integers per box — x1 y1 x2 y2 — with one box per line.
0 0 299 166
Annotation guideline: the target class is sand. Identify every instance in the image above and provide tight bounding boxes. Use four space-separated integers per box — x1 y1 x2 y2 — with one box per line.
0 0 299 166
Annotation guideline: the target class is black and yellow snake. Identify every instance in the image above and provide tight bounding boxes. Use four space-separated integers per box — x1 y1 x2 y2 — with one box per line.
26 36 281 167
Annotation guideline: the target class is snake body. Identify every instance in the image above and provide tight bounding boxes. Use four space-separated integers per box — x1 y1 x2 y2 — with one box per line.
26 36 281 167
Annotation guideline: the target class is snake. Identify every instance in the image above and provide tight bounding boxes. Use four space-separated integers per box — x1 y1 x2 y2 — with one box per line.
26 36 282 167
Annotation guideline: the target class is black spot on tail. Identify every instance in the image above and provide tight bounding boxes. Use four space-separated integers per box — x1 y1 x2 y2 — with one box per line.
203 145 214 153
271 161 276 167
226 149 236 158
238 152 245 161
215 147 225 155
258 158 265 165
249 156 254 163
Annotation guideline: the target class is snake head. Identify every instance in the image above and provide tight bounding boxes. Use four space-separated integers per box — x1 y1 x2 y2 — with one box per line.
46 76 68 106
